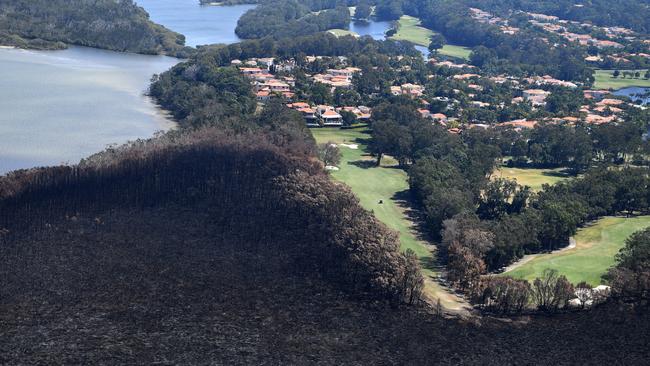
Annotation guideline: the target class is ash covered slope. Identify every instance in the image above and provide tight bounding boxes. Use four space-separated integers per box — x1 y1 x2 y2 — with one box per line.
0 128 648 365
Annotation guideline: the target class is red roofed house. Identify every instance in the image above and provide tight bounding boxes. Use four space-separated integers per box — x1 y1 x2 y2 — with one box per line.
431 113 448 124
256 90 271 102
320 109 343 126
598 98 625 106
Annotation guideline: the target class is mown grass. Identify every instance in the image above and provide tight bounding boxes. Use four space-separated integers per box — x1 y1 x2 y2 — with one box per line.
311 127 470 311
312 128 427 257
594 69 650 89
506 216 650 285
439 44 472 60
389 15 433 46
494 166 571 192
388 15 471 60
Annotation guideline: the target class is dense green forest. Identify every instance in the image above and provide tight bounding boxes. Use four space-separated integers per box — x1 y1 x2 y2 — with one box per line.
465 0 650 33
232 0 595 82
373 0 650 32
235 0 350 39
397 0 592 82
0 0 192 56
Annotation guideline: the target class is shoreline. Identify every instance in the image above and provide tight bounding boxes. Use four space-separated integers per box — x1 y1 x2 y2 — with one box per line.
0 45 179 176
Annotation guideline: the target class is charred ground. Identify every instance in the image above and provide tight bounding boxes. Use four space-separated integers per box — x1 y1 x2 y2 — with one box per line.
0 130 648 365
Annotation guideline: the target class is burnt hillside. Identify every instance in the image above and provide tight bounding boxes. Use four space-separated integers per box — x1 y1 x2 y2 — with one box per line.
2 204 649 365
0 130 649 364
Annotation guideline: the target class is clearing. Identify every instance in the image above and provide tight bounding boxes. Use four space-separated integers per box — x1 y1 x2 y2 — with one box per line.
505 216 650 285
493 166 571 192
594 69 650 90
312 127 471 314
389 15 471 60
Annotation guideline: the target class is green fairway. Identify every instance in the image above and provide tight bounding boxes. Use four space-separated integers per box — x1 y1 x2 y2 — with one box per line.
438 44 472 60
388 15 471 60
311 127 470 312
594 69 650 89
506 216 650 285
494 166 571 192
389 15 434 46
312 128 427 258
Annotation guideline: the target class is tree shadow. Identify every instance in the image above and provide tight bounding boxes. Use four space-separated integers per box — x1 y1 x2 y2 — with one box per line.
420 254 444 275
541 169 574 178
348 159 377 169
353 136 372 147
391 189 441 273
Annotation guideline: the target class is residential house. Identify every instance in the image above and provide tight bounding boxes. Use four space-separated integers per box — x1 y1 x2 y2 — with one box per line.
240 67 264 76
299 107 319 126
391 83 425 97
585 114 617 124
319 108 343 126
523 89 551 106
256 90 271 102
431 113 448 124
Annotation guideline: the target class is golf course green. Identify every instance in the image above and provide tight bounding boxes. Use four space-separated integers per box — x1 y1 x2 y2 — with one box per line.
311 127 470 312
506 216 650 285
389 15 472 60
594 69 650 89
494 166 571 192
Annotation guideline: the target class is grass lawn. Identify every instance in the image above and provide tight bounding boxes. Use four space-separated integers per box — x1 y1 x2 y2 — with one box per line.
328 29 359 37
312 127 427 258
438 44 472 60
506 216 650 286
594 69 650 90
388 15 471 60
311 127 470 312
493 166 571 192
389 15 434 47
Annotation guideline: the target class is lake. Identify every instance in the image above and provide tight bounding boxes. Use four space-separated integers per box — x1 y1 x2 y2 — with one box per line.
135 0 255 47
350 19 430 58
614 87 650 105
350 19 392 40
0 47 179 174
0 2 252 174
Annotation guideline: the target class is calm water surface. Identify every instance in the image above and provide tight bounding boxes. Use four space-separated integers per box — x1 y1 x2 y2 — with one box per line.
1 2 251 174
350 19 430 58
350 19 392 40
0 47 178 173
614 87 650 105
136 0 255 46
